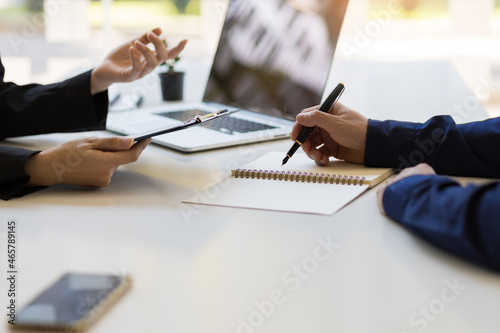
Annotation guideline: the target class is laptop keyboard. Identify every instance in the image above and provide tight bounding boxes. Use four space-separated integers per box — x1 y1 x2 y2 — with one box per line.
156 109 278 134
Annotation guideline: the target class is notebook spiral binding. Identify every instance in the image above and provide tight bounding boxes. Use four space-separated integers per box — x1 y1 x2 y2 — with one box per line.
233 169 366 186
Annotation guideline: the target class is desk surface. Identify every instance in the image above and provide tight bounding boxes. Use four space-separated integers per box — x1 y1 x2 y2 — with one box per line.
1 61 499 333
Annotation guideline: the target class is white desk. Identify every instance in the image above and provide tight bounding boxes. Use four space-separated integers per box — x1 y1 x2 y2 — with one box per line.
1 61 499 333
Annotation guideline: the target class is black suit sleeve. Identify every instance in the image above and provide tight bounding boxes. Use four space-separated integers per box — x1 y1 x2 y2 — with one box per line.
0 60 108 138
0 146 45 200
0 57 109 200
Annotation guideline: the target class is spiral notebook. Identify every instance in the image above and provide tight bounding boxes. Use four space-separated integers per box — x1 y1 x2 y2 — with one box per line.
183 152 395 215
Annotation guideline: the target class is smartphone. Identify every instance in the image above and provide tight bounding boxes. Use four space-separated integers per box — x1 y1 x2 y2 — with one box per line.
15 273 131 332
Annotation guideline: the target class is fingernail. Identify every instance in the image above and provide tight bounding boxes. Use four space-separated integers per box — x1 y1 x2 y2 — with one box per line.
320 157 328 165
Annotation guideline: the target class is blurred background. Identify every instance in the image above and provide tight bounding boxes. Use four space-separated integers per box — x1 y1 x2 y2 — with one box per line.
0 0 499 116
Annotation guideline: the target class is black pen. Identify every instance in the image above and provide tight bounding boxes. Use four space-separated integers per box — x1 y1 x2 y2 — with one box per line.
282 82 345 166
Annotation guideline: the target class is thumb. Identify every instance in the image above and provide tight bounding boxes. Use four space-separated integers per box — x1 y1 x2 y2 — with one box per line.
89 137 135 151
296 110 338 131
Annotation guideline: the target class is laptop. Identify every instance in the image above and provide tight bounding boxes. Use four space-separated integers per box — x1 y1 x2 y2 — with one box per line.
107 0 348 152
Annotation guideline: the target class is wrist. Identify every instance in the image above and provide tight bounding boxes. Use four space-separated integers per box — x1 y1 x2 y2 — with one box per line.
90 67 111 95
24 151 59 187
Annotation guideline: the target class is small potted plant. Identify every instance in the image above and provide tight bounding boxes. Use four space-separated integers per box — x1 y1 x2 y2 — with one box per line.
159 41 185 101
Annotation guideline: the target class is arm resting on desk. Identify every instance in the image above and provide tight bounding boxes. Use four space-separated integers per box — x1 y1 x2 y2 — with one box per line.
365 116 500 178
384 174 500 271
0 59 109 199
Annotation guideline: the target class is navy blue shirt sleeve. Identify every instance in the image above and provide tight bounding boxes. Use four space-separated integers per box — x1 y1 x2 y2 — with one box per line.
383 175 500 271
365 115 500 271
365 115 500 178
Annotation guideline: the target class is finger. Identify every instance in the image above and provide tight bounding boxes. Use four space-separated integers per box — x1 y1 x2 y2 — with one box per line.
299 105 320 114
376 184 387 214
317 128 336 149
397 168 412 178
308 130 333 165
308 129 325 148
417 163 436 174
330 102 346 115
89 137 135 151
399 164 427 178
292 108 321 140
301 134 323 164
301 140 330 166
316 145 332 165
316 129 342 161
300 126 320 149
296 110 338 131
398 164 436 180
134 40 158 73
291 122 304 141
384 177 397 187
111 138 152 165
136 27 162 45
300 136 316 160
292 105 321 140
318 128 338 158
151 27 162 37
166 40 188 60
127 46 142 80
147 31 169 64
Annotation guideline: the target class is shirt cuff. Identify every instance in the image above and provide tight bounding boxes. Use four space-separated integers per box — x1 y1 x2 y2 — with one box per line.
364 119 417 168
382 174 436 222
0 148 46 200
69 70 109 130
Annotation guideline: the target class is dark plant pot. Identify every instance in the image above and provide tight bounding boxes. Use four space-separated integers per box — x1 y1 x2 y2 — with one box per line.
159 71 185 101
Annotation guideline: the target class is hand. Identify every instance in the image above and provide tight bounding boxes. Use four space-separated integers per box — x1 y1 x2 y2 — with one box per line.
291 102 368 165
91 27 188 95
24 137 152 188
376 163 436 214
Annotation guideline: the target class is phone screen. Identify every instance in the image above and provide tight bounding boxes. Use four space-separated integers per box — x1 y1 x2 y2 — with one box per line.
17 273 131 331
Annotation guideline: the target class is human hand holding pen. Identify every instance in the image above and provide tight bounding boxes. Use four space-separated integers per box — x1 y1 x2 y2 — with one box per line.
291 102 369 165
282 83 345 165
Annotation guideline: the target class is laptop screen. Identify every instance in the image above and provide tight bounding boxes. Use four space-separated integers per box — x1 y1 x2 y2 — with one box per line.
204 0 348 121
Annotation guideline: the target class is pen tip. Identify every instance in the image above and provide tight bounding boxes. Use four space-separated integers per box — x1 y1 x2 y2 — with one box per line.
282 156 288 166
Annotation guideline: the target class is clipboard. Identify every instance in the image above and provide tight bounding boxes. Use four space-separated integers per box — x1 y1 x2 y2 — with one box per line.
131 109 240 141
